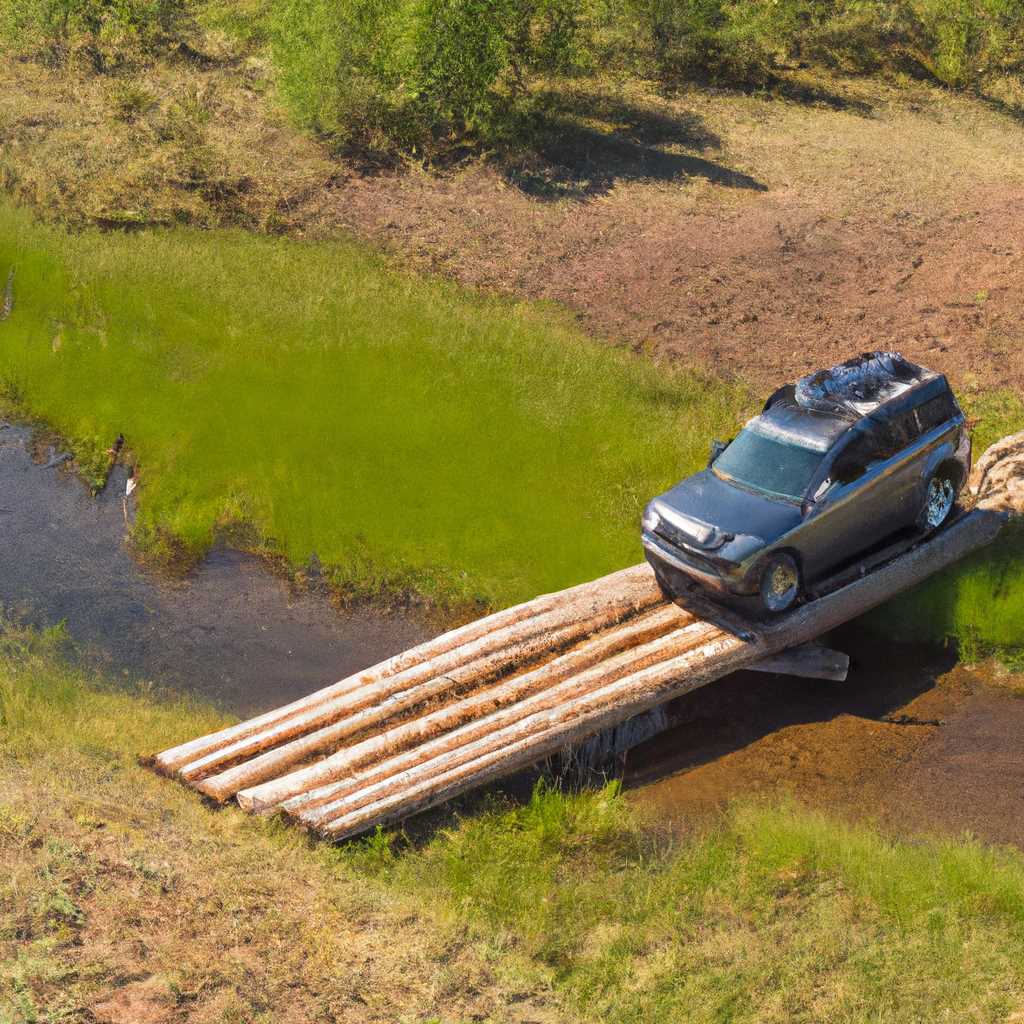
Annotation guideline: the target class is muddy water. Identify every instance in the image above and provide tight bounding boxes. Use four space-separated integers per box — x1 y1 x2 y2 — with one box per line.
625 625 1024 848
0 424 431 715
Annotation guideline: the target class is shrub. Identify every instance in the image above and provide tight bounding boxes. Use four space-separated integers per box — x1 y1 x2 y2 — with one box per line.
593 0 1024 92
270 0 588 153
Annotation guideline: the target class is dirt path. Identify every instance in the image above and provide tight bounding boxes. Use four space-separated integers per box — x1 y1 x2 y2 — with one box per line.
0 424 430 714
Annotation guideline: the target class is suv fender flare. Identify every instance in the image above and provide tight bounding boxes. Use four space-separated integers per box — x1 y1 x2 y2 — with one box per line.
919 442 964 498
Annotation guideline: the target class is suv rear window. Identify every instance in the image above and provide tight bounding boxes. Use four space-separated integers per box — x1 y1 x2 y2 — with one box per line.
915 392 957 433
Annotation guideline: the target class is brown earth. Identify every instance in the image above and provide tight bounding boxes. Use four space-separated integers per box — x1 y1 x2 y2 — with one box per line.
301 80 1024 396
627 625 1024 849
313 162 1024 398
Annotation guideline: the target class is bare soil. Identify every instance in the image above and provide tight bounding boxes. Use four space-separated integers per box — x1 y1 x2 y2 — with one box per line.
301 80 1024 395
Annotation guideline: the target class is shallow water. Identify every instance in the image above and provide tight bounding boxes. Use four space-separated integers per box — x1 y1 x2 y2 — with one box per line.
0 424 431 715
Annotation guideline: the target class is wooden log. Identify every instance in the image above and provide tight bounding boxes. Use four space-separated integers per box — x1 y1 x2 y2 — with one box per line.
188 602 646 794
319 510 1003 839
246 613 711 816
237 603 691 811
296 620 721 829
319 631 752 839
195 602 675 801
176 572 663 787
153 562 660 774
748 643 849 681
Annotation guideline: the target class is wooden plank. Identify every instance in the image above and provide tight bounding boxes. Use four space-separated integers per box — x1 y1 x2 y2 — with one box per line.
748 643 849 681
317 510 1003 838
174 571 663 787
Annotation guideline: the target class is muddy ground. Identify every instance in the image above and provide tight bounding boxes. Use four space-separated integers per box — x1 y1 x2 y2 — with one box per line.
3 421 1022 849
628 631 1024 849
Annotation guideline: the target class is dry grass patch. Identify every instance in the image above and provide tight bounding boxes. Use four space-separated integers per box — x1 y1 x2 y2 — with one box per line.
0 51 334 231
0 628 560 1024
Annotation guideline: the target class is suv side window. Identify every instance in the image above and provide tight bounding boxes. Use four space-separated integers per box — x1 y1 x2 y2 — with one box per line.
915 392 957 433
876 410 920 459
831 432 880 485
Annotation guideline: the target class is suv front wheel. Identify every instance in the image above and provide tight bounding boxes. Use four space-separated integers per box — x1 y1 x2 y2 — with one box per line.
758 551 801 614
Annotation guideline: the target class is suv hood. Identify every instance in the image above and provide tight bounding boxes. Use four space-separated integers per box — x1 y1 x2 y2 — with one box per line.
653 469 801 549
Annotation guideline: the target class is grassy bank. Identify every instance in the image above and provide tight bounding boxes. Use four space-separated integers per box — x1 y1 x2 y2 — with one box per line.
0 201 749 607
3 628 1024 1022
2 200 1023 656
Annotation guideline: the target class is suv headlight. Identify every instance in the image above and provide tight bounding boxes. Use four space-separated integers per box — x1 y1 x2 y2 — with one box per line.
642 503 660 533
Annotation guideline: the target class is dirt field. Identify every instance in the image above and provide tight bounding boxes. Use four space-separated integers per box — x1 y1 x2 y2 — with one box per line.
304 79 1024 395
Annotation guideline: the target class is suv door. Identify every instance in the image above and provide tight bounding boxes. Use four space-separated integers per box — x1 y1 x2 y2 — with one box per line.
796 428 883 581
869 407 925 527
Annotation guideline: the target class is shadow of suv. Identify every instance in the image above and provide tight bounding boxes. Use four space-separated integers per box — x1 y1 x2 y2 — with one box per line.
642 352 972 613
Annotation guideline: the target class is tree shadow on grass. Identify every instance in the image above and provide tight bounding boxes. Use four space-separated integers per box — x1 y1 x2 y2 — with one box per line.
496 91 767 200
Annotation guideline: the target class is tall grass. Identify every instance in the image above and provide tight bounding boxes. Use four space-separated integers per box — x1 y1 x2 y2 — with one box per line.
348 780 1024 1022
4 630 1024 1022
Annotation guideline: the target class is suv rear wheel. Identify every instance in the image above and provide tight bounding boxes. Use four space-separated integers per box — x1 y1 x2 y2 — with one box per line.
918 469 957 532
759 552 801 614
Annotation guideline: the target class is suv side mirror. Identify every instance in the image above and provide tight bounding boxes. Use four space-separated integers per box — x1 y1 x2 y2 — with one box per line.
708 438 730 467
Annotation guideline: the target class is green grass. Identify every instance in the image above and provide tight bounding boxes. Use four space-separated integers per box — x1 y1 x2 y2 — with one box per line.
1 199 1022 659
3 631 1024 1023
0 200 748 607
867 390 1024 664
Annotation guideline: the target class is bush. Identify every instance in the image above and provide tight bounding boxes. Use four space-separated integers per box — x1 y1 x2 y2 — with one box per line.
793 0 1024 87
270 0 587 153
596 0 1024 92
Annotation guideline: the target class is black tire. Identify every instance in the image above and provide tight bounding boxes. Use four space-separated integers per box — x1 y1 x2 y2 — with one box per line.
916 468 957 533
758 551 801 614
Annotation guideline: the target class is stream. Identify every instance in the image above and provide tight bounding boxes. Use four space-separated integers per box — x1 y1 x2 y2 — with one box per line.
3 421 1023 847
0 423 431 715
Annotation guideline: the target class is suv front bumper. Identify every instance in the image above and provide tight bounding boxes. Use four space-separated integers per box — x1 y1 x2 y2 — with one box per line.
642 530 755 596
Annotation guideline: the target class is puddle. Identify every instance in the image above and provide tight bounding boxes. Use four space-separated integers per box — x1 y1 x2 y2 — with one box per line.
0 424 432 715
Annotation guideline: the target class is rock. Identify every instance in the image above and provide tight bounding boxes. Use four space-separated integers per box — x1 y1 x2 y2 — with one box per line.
968 431 1024 515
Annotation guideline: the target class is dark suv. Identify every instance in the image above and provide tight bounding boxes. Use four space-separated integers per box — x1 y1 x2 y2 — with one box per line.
642 352 971 613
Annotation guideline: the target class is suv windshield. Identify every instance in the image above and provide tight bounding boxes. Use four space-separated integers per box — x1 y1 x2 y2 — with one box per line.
713 428 824 501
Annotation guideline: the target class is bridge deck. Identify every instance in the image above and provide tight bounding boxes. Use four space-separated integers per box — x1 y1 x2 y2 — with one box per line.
150 510 1003 841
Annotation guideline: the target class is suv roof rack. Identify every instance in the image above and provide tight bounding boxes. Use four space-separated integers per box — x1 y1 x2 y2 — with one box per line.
794 351 935 419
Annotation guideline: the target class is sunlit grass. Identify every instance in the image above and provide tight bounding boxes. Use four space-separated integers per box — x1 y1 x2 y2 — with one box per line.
4 629 1024 1023
0 202 748 608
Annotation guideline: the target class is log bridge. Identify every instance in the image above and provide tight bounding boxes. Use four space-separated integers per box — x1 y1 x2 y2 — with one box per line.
151 509 1004 842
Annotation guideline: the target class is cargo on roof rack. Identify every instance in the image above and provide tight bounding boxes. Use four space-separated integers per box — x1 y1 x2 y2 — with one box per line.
794 351 937 418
